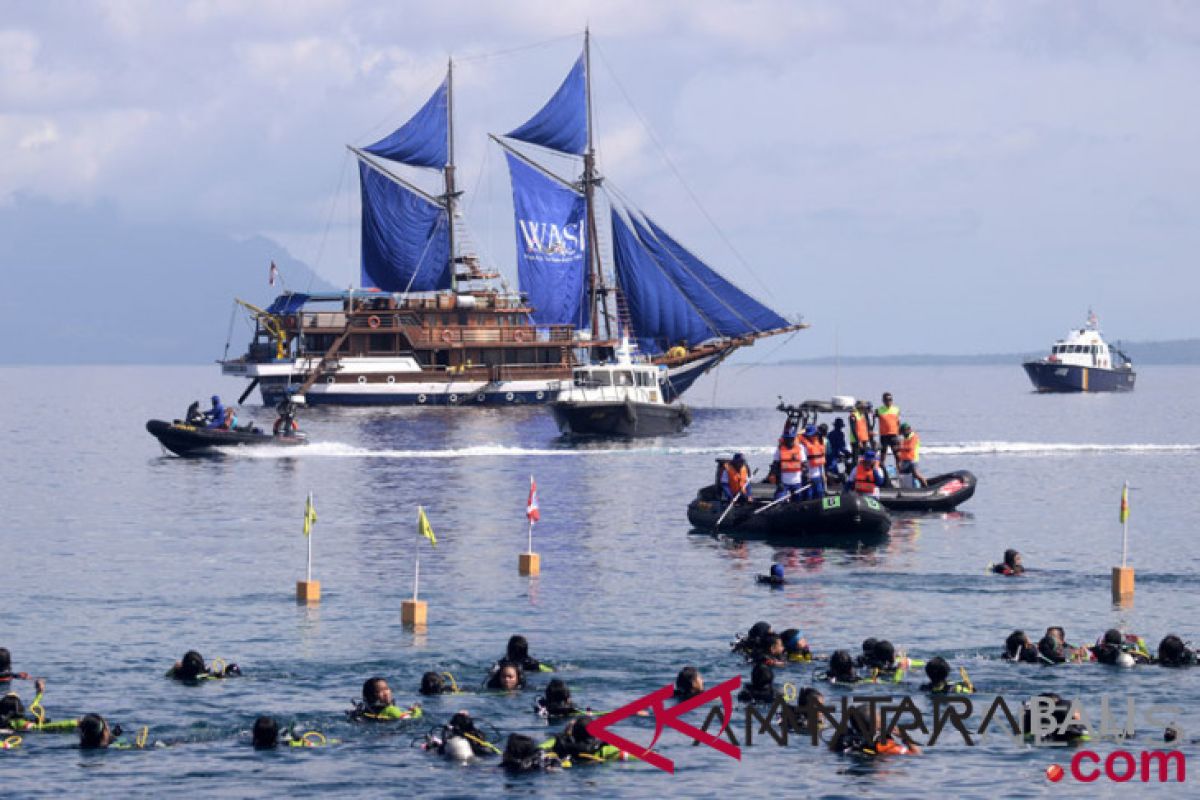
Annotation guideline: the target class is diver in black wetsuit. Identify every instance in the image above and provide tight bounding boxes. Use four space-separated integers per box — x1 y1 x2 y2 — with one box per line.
1158 635 1198 667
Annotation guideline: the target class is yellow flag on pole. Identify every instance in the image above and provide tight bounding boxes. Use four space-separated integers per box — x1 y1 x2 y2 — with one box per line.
303 493 317 537
1119 483 1129 524
418 506 437 546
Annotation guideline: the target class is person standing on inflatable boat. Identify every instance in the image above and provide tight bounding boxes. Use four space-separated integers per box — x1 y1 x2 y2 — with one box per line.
875 393 902 472
772 430 808 500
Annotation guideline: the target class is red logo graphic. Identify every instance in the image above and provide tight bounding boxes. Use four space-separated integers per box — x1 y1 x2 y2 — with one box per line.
586 676 743 773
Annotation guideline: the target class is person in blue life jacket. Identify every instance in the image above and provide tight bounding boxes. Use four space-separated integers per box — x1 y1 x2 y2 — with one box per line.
825 419 849 477
204 395 226 429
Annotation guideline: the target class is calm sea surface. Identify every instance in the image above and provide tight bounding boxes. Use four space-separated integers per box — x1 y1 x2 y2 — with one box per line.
2 363 1198 798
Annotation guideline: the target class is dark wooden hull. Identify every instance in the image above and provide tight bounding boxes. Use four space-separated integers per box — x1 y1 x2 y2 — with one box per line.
551 400 691 437
687 488 891 544
146 419 307 458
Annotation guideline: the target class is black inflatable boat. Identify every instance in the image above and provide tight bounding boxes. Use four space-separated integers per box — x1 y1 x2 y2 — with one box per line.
821 470 977 512
146 419 307 458
687 484 891 544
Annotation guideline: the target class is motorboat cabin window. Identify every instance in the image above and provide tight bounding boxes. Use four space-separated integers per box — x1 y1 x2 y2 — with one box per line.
636 372 655 387
614 371 634 387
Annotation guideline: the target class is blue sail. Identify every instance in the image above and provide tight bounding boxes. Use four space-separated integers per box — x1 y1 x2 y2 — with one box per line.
638 216 790 335
364 78 448 169
505 153 590 328
611 210 714 353
506 55 587 156
611 206 790 353
359 161 452 292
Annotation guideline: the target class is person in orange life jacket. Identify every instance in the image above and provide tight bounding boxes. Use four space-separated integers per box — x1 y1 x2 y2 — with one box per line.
875 392 902 471
895 422 927 488
848 401 874 461
772 432 807 500
799 425 827 499
849 451 885 497
720 453 753 503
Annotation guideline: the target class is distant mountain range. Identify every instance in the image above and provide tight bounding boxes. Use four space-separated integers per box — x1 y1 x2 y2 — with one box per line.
779 339 1200 366
0 196 335 365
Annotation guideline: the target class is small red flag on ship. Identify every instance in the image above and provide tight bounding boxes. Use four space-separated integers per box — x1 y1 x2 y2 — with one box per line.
526 475 540 523
269 261 279 286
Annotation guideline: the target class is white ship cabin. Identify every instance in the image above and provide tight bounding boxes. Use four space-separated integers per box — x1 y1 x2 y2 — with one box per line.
553 340 669 405
1046 328 1126 370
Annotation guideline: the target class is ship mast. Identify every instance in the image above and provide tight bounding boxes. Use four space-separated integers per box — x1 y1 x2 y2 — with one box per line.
445 58 458 293
582 29 612 340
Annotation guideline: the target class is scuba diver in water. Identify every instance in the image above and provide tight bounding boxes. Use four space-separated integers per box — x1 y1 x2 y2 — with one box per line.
540 716 625 766
502 732 561 773
1 679 80 733
166 651 241 683
0 649 30 686
919 657 973 694
419 671 466 696
1002 630 1040 663
1157 635 1198 667
1038 627 1091 663
78 714 162 750
1091 629 1152 666
421 710 500 760
992 549 1025 576
790 688 826 734
485 663 526 692
731 621 774 659
753 634 787 667
347 677 423 721
829 705 921 756
819 650 862 685
674 666 704 701
756 563 786 586
861 640 906 683
251 716 337 749
491 635 554 675
1022 693 1090 744
535 679 587 720
781 629 811 662
738 663 784 705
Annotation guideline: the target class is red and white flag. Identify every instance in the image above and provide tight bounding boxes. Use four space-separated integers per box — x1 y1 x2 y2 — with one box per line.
268 260 279 286
526 475 540 523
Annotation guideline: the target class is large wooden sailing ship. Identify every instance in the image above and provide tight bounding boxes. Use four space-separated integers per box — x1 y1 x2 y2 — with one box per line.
221 33 805 407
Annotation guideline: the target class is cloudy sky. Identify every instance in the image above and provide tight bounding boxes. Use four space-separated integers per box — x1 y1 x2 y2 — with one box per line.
3 0 1198 358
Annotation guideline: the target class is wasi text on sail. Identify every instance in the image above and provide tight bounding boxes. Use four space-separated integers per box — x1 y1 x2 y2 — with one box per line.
220 33 805 407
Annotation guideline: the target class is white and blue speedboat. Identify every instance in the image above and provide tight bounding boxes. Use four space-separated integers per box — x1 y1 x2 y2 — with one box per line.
1022 313 1135 392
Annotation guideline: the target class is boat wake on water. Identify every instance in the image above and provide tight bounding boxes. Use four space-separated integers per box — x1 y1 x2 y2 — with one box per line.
223 441 1200 460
